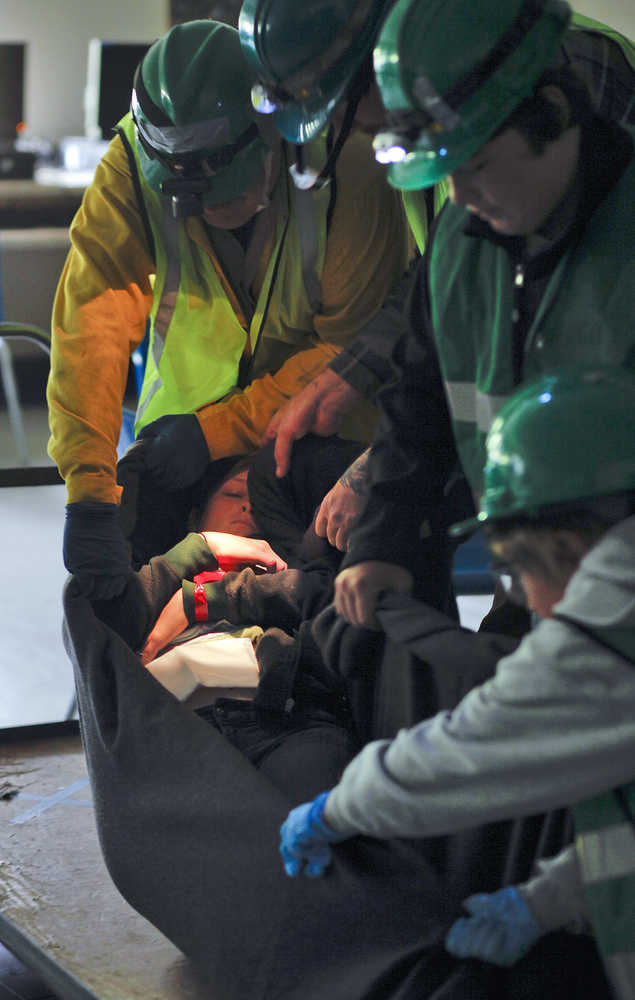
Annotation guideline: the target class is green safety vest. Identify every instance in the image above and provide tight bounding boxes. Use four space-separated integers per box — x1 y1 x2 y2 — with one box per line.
568 625 635 999
428 135 635 497
401 181 449 254
117 113 331 432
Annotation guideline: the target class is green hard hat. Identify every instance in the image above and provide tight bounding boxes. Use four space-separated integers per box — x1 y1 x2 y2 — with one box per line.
131 20 272 210
372 0 571 189
451 368 635 536
239 0 394 143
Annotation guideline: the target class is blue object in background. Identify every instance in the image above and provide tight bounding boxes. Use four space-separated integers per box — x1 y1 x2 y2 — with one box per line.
131 331 149 398
117 329 148 458
453 530 494 594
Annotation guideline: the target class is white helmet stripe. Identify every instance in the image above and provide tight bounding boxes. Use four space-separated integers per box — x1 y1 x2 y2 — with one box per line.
132 91 231 154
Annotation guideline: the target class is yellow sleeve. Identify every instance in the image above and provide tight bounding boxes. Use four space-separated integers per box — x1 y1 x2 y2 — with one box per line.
314 131 411 342
196 341 342 455
47 135 155 504
196 132 410 459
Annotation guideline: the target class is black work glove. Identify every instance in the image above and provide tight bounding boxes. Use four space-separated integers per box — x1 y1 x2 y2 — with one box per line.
136 413 210 489
63 501 131 599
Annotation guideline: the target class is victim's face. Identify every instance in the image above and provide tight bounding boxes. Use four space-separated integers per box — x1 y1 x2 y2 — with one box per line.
447 124 579 237
199 469 258 536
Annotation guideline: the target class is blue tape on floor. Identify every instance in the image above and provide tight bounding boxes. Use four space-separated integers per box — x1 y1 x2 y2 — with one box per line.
10 779 91 825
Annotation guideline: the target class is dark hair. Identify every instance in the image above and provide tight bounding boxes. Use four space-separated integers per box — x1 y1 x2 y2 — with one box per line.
170 0 241 26
497 63 595 153
188 455 255 531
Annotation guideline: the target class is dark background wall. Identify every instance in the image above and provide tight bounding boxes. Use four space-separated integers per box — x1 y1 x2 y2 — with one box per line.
170 0 242 25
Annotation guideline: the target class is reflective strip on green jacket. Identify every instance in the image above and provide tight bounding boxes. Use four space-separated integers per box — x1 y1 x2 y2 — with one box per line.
117 113 330 433
428 137 635 498
575 779 635 997
569 612 635 999
554 621 635 998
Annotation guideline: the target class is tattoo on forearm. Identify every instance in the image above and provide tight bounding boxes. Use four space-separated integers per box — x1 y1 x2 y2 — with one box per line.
339 449 370 495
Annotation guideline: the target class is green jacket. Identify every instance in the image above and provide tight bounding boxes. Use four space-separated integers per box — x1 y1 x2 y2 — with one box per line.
428 131 635 497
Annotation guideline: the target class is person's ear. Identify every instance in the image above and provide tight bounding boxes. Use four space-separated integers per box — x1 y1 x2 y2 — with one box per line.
538 85 571 132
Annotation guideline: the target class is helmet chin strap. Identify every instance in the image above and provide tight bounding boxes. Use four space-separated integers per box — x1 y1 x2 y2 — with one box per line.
254 147 280 212
290 90 362 190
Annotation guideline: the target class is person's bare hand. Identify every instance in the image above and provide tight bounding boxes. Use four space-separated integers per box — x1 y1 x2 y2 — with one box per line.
314 449 370 552
140 589 188 665
263 370 363 477
334 561 414 628
200 531 288 572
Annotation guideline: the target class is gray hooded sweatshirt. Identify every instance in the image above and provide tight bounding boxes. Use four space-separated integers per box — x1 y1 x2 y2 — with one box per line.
324 515 635 839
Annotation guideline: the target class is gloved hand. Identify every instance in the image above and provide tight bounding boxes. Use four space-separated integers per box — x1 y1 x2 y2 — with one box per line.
280 791 350 878
445 887 543 967
137 413 210 489
63 501 131 599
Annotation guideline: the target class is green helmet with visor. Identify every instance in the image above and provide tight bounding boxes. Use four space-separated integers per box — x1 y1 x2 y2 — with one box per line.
131 20 272 217
451 368 635 537
372 0 571 189
239 0 394 144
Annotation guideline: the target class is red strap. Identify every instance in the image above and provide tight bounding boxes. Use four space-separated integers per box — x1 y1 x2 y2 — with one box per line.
193 581 209 622
194 569 226 585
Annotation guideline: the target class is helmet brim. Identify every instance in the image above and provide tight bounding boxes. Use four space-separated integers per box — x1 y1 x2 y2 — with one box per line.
273 102 332 144
271 81 348 144
378 0 571 190
449 512 489 538
387 144 463 190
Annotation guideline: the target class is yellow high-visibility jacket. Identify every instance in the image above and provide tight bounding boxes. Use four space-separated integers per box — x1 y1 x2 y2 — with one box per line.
48 129 410 504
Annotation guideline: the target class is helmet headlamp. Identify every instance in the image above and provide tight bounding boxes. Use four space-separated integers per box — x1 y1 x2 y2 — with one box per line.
372 131 408 164
251 82 287 115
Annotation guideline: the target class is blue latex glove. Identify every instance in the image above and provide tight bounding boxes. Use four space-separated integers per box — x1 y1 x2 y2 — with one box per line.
137 413 210 489
280 791 350 878
445 887 543 967
64 501 130 599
